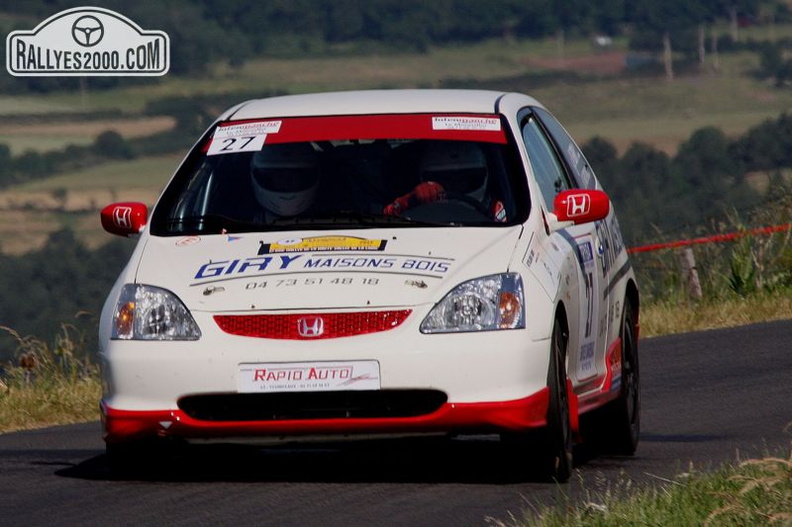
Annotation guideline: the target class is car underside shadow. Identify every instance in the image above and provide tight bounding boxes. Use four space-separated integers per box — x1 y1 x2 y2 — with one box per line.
54 435 631 484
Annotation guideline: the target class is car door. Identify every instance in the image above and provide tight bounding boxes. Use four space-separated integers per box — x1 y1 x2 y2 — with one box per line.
518 108 607 386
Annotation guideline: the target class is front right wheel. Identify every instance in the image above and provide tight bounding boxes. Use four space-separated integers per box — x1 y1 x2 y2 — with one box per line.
585 297 640 455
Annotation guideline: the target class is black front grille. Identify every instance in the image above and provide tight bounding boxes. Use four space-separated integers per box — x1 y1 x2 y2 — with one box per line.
178 390 448 422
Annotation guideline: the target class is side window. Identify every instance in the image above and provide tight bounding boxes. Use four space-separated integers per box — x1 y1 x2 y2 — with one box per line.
534 107 596 190
521 116 572 208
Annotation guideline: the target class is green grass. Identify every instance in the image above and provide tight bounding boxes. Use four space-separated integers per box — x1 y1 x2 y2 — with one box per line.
0 134 94 154
3 37 788 157
10 155 179 193
0 155 179 253
0 324 100 433
0 116 175 154
640 290 792 338
498 455 792 526
0 95 81 115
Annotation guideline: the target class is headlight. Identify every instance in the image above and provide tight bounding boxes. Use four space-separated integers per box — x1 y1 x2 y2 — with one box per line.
111 284 201 340
420 273 525 333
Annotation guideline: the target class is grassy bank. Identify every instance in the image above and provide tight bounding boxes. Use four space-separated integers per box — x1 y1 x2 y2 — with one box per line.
0 325 100 433
499 455 791 526
640 290 792 337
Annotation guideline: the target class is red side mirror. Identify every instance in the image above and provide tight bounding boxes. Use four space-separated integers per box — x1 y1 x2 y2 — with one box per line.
100 202 148 237
553 189 610 225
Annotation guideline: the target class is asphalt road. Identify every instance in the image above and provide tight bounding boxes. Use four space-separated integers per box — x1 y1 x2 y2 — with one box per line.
1 320 790 526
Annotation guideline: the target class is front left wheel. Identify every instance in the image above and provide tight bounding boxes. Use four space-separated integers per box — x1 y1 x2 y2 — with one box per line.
538 319 574 481
502 318 573 483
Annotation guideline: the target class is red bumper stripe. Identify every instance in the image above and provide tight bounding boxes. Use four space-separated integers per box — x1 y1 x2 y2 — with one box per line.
101 389 550 443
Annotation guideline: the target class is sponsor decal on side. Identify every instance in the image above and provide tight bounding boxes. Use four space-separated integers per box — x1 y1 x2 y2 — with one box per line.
259 236 387 255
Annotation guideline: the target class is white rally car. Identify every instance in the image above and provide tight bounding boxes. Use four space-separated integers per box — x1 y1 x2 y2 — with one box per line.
99 89 640 481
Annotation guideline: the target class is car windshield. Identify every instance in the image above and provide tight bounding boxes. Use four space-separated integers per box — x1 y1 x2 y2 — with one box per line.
150 113 530 235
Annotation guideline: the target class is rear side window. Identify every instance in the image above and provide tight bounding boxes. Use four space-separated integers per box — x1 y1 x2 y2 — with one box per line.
520 116 572 209
534 107 597 190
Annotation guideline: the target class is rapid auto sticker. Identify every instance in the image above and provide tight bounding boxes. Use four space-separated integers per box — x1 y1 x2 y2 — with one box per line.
238 360 380 393
259 235 387 255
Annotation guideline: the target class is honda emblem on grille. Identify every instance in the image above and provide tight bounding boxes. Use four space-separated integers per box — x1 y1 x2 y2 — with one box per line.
297 316 324 338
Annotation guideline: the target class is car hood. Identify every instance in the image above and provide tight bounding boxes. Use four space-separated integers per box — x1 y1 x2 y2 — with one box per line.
134 228 523 312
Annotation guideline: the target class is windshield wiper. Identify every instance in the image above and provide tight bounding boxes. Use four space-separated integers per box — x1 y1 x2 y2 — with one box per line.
270 211 441 227
165 214 262 234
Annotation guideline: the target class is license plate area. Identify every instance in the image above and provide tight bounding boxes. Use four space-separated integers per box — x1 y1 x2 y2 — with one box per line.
238 360 380 393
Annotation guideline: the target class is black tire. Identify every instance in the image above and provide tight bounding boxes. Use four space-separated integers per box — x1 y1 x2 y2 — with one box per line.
538 320 574 482
587 298 640 455
502 319 573 483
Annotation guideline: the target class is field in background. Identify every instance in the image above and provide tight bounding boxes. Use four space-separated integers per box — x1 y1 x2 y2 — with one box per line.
0 116 175 155
0 156 179 253
3 27 792 252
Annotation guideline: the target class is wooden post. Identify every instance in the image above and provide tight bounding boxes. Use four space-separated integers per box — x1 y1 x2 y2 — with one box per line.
679 247 702 300
663 31 674 81
729 7 739 43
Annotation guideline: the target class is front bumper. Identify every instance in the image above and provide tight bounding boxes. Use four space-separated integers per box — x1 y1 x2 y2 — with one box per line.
100 312 554 444
101 390 550 443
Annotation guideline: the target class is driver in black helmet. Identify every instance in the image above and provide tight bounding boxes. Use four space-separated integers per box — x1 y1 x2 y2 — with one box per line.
250 143 321 221
383 141 506 221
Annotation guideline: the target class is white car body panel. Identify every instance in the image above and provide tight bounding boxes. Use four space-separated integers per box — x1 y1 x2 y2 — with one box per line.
98 89 638 451
134 227 523 311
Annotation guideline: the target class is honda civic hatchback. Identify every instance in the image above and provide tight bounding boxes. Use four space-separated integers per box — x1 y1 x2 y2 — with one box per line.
99 89 640 482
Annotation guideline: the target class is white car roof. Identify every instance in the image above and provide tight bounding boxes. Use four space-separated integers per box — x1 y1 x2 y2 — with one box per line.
223 89 543 121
